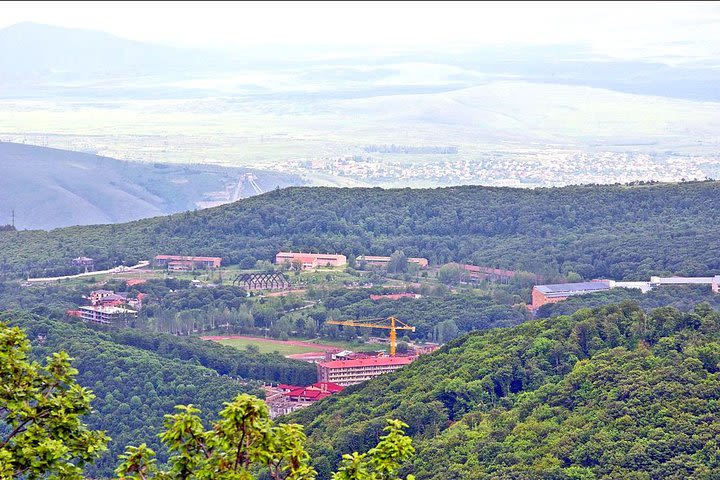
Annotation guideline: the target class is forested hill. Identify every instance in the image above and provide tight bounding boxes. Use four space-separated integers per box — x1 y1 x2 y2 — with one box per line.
3 312 316 477
1 181 719 279
289 301 720 479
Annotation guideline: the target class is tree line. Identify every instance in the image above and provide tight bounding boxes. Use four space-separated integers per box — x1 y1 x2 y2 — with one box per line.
1 181 719 281
289 300 720 479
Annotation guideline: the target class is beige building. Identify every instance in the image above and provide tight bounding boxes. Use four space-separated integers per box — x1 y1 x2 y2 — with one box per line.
316 356 414 386
358 255 429 269
275 252 347 270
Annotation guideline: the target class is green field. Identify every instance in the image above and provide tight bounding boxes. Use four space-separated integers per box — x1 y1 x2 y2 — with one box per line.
215 338 323 356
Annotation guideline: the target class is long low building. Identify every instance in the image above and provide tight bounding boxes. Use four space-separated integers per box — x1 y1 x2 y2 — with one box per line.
358 255 429 269
532 281 611 310
154 255 222 270
316 356 414 386
275 252 347 269
532 275 720 310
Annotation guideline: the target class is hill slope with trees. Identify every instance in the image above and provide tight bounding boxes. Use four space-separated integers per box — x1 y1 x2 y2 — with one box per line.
1 181 719 280
288 301 720 479
1 312 314 477
0 141 304 230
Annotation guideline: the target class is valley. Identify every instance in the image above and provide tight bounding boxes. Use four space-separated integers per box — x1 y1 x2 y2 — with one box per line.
3 9 720 479
2 181 719 478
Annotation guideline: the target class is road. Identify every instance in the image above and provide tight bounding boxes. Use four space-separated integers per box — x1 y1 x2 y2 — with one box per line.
26 261 150 283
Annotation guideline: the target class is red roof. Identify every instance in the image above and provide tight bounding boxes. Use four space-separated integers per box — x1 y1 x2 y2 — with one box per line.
462 264 516 278
155 255 222 262
277 384 301 391
284 388 332 401
318 356 414 369
312 382 344 393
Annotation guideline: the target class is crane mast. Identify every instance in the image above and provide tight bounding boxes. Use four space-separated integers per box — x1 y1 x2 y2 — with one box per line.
325 316 415 356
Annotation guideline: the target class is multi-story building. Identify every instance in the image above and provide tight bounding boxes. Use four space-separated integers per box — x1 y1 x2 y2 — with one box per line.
275 252 347 270
154 255 222 270
531 281 611 310
89 289 115 305
358 255 429 269
71 256 95 271
316 356 414 386
78 306 138 325
459 264 524 284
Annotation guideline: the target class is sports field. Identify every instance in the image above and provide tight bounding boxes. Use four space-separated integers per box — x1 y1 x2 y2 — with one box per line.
202 335 335 356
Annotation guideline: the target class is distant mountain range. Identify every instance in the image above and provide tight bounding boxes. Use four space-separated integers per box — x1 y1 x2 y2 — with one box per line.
0 142 304 230
2 22 720 102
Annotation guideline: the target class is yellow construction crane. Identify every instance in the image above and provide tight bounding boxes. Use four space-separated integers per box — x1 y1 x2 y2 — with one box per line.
325 316 415 356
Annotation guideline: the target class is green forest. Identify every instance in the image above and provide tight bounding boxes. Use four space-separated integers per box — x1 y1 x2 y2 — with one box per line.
289 301 720 479
2 311 314 476
1 181 719 280
2 181 720 479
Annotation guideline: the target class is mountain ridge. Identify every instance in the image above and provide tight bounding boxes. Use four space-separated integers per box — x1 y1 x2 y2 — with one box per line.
0 141 304 229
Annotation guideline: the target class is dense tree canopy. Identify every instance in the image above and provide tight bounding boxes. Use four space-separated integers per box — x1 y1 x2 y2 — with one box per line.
3 312 313 477
1 181 719 280
116 395 415 480
289 301 720 479
0 319 108 479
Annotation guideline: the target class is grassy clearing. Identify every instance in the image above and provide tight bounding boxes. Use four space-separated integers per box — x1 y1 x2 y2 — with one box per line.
215 338 322 356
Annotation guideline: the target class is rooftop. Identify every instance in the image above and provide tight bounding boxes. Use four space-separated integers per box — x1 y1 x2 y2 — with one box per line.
319 356 414 369
155 255 222 262
79 305 137 314
535 281 611 296
311 382 344 393
462 264 516 277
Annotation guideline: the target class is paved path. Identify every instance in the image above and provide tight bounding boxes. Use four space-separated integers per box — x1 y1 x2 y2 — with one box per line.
26 261 150 283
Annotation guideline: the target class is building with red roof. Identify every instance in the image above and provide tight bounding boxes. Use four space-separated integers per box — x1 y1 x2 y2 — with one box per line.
459 264 526 284
154 255 222 270
275 252 347 270
317 356 414 386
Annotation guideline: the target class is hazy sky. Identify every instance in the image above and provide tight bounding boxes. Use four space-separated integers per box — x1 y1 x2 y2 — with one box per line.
2 1 720 62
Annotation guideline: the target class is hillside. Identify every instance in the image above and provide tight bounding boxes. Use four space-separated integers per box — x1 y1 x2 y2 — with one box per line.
288 301 720 479
3 311 315 477
0 142 304 229
1 181 718 280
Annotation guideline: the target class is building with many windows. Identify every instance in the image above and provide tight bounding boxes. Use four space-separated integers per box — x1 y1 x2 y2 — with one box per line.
154 255 222 270
358 255 429 269
78 305 138 325
316 356 414 386
275 252 347 270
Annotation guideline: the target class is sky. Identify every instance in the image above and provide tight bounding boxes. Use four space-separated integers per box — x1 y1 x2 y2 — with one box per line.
2 1 720 62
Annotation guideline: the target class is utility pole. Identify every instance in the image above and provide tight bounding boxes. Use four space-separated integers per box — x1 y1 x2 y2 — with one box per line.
11 209 15 228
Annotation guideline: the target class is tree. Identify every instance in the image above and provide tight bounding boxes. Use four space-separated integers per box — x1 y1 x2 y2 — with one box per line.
116 394 415 480
396 342 411 355
0 321 109 479
387 251 408 274
292 259 304 275
437 263 462 285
